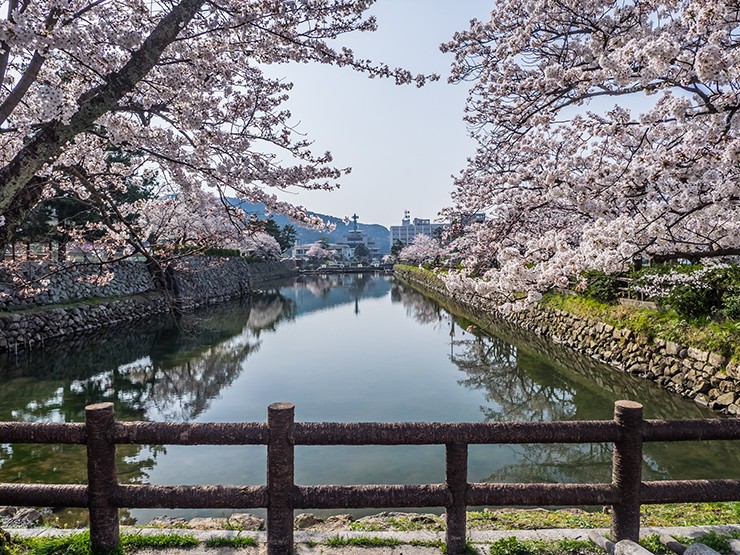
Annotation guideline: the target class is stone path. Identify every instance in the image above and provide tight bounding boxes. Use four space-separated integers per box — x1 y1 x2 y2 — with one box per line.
7 524 740 555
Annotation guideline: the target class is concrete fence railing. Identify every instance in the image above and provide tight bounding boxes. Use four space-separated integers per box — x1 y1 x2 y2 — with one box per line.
1 400 739 555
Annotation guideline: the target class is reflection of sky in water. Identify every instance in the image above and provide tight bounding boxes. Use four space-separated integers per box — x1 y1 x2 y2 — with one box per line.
0 275 738 524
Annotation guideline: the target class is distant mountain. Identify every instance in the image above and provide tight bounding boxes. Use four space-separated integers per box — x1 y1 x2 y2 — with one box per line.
231 199 391 253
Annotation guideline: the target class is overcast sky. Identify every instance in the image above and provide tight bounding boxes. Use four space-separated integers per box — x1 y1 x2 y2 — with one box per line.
269 1 492 229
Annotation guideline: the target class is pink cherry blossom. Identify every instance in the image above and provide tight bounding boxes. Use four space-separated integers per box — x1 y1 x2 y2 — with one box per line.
0 0 436 253
440 0 739 307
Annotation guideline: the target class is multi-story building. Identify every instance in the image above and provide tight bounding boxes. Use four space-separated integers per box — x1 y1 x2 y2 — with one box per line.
340 214 379 257
390 211 446 245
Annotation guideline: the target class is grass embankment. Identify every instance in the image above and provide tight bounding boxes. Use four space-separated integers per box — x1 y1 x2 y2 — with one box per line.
396 263 740 361
542 294 740 362
2 531 258 555
344 504 740 532
3 505 740 555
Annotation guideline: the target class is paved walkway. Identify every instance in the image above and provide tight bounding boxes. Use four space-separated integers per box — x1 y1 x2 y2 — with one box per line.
7 524 740 555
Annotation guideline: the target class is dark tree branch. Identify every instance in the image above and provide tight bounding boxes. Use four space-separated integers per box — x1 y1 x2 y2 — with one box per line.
0 0 207 248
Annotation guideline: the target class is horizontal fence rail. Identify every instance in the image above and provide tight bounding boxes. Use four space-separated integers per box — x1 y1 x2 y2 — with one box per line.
0 400 739 555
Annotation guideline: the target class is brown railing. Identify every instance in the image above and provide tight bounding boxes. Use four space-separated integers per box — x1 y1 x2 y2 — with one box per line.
1 400 739 555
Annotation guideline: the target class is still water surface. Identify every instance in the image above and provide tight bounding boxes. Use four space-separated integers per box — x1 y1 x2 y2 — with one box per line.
0 274 738 524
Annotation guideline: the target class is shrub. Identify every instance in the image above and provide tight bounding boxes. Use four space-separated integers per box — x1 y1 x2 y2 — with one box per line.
582 270 618 303
721 293 740 321
664 284 715 319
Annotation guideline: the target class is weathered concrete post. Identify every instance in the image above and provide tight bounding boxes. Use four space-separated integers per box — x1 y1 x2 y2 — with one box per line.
611 400 644 542
446 442 468 555
267 402 295 555
85 402 120 554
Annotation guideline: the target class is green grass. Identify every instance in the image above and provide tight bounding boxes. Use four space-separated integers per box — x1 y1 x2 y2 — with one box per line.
487 537 601 555
7 532 199 555
350 515 445 532
638 534 669 555
4 504 740 554
639 530 740 555
639 503 740 527
324 536 403 548
542 293 740 361
121 534 199 551
203 536 257 548
468 510 611 531
347 505 739 532
691 531 740 555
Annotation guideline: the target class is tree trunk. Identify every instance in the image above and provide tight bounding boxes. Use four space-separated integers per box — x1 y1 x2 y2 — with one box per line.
58 240 67 262
0 175 47 252
0 0 206 233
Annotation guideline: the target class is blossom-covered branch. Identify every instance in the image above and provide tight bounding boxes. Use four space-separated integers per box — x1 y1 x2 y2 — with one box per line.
0 0 436 253
441 0 739 304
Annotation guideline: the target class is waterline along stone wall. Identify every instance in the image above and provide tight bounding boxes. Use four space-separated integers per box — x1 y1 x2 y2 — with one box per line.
167 256 252 308
0 256 277 352
394 266 740 416
248 260 299 284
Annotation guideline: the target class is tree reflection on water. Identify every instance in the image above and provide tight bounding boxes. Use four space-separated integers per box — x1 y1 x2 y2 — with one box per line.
392 280 740 484
1 276 738 525
0 292 295 525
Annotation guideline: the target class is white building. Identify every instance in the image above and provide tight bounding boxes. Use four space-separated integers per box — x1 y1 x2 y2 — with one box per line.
339 214 379 257
390 211 446 246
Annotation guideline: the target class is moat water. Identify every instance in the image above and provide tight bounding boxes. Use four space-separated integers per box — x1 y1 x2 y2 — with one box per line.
0 274 737 525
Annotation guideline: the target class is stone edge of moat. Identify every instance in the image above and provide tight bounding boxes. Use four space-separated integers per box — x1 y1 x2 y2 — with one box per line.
393 266 740 417
0 258 299 353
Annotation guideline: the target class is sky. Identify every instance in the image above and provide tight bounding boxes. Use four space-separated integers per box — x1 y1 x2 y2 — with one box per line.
268 1 492 230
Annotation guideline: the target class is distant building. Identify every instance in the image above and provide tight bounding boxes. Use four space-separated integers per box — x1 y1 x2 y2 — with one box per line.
463 213 486 225
390 211 446 245
339 214 380 257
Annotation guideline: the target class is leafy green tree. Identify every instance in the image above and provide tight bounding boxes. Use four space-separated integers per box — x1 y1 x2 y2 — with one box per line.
354 243 370 261
261 218 297 253
12 149 154 261
390 240 405 256
278 224 297 252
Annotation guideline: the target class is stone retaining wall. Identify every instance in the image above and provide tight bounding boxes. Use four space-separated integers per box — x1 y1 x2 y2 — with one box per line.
248 260 299 285
394 266 740 416
0 292 170 352
0 260 156 311
0 256 281 352
168 256 252 308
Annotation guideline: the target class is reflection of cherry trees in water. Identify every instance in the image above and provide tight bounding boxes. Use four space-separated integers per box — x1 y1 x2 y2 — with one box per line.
391 282 740 483
454 335 578 423
0 292 295 493
451 332 678 484
391 282 445 325
246 292 296 335
299 273 375 299
304 276 334 297
80 295 294 422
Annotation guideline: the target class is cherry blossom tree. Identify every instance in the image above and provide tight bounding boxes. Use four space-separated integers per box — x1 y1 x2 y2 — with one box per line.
399 234 441 264
239 231 281 261
306 240 333 261
0 0 434 254
441 0 739 304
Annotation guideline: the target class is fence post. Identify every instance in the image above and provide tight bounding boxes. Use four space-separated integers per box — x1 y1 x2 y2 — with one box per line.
446 442 468 555
611 400 643 542
85 402 119 554
267 402 295 555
